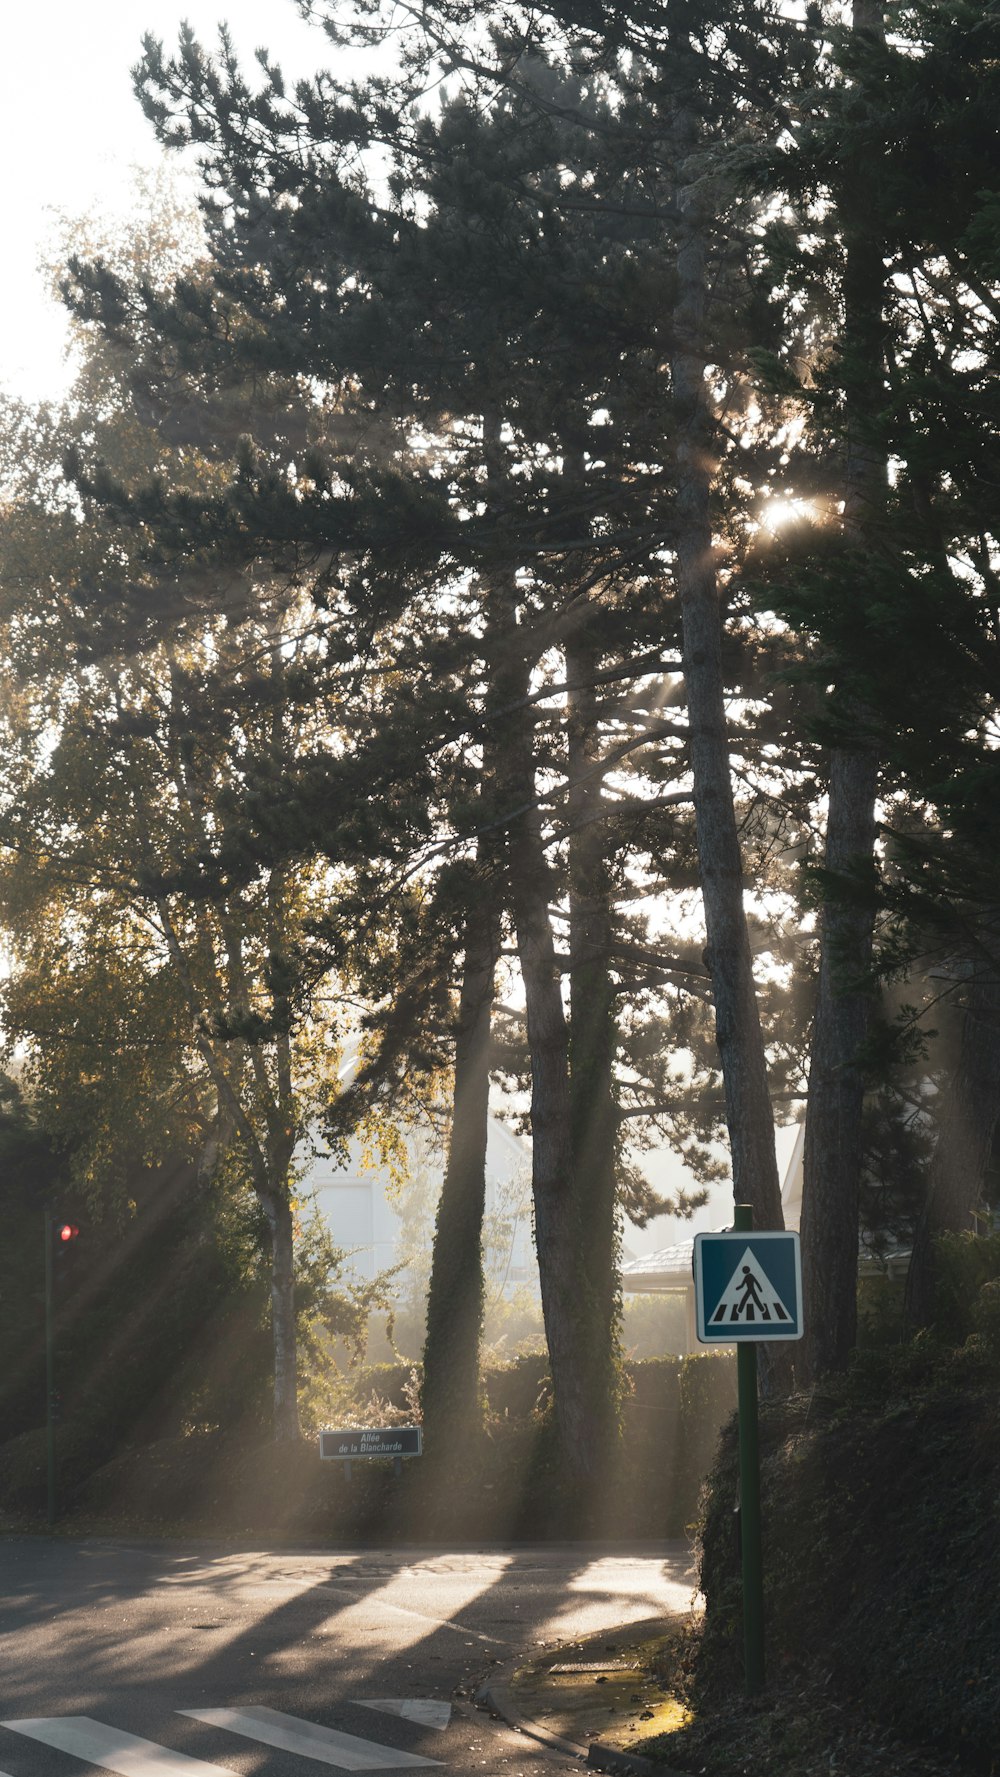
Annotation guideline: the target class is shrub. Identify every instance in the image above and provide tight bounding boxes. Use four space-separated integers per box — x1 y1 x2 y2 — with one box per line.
931 1228 1000 1342
484 1352 551 1421
674 1353 737 1517
622 1292 689 1357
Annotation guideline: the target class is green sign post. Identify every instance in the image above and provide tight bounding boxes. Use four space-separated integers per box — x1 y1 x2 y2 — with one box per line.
693 1204 804 1695
734 1204 765 1694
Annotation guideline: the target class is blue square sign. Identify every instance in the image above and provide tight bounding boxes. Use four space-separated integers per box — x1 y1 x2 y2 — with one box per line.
694 1230 803 1342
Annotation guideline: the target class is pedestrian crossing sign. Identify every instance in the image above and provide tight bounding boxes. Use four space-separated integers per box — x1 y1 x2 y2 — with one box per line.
694 1230 803 1342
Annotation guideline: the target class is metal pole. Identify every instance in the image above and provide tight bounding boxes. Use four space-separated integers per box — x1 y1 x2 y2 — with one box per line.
734 1202 765 1693
44 1208 55 1529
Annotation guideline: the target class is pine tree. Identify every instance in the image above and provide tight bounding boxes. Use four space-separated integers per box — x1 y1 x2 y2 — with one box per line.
754 0 1000 1346
121 28 695 1473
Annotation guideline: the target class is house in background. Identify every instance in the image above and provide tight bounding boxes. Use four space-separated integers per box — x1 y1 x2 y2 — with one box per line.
305 1106 743 1302
619 1132 805 1353
308 1100 873 1355
305 1115 535 1287
621 1123 914 1352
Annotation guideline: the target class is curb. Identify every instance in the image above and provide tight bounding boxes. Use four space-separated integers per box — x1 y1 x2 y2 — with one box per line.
586 1743 689 1777
476 1679 587 1759
478 1679 692 1776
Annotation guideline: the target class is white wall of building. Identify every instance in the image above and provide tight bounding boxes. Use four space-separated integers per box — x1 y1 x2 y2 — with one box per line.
304 1116 534 1287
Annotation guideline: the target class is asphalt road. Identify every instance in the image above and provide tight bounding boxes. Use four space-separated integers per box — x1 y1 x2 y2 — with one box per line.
0 1540 695 1777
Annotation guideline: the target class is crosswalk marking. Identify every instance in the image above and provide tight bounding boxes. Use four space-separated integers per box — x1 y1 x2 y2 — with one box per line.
1 1719 234 1777
710 1246 793 1326
352 1704 450 1733
178 1707 441 1772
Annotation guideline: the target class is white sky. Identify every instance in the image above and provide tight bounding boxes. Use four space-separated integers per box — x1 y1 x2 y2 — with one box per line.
0 0 333 402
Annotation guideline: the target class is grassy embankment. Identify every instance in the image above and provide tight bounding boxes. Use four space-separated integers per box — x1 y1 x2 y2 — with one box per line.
638 1243 1000 1776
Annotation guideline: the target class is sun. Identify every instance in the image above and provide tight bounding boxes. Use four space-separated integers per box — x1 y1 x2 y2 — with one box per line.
758 497 816 534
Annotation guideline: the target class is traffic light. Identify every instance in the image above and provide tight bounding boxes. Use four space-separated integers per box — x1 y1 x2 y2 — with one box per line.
55 1222 79 1246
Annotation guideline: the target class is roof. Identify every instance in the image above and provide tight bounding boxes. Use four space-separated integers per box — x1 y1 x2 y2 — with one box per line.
621 1234 912 1293
622 1241 695 1293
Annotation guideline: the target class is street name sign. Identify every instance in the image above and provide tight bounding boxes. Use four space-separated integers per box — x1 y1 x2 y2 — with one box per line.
319 1426 422 1461
694 1230 803 1343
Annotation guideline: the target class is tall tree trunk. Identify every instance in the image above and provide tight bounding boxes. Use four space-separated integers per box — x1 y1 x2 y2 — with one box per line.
420 864 498 1454
262 1188 300 1441
906 957 1000 1327
799 750 879 1377
800 0 885 1383
504 680 606 1479
482 404 613 1481
566 631 621 1428
670 86 784 1241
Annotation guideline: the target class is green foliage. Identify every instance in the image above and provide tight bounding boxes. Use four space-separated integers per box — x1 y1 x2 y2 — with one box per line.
674 1353 739 1513
0 1344 736 1541
0 1149 278 1503
0 1129 401 1515
484 1353 552 1423
926 1228 1000 1345
297 1355 421 1444
0 1079 73 1439
972 1275 1000 1357
0 191 466 1438
622 1292 690 1358
858 1078 935 1255
482 1287 547 1358
757 0 1000 1009
855 1273 909 1349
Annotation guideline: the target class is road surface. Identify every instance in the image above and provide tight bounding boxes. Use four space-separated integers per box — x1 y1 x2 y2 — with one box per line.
0 1540 695 1776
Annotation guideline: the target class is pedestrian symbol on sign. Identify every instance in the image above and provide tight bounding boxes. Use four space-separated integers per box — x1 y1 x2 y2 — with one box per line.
711 1248 792 1326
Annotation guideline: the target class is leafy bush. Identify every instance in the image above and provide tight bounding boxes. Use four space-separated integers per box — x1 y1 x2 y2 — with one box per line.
484 1353 551 1421
972 1274 1000 1354
675 1353 738 1512
300 1361 422 1439
0 1423 106 1514
622 1292 689 1357
930 1228 1000 1343
855 1272 908 1347
9 1348 737 1541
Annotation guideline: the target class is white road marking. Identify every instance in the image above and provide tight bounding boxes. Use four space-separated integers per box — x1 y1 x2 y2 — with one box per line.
311 1584 507 1647
179 1706 441 1772
1 1719 234 1777
352 1704 451 1733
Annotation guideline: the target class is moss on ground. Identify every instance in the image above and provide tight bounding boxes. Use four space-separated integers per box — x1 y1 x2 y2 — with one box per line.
504 1622 694 1755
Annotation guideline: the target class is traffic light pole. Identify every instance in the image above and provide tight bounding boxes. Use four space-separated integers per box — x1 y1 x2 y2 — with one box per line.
734 1202 765 1693
44 1207 56 1528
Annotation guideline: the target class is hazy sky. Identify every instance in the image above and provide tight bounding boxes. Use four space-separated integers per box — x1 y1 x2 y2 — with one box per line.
1 0 332 401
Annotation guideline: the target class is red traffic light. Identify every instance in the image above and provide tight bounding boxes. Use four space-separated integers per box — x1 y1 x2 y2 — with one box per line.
56 1223 79 1243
